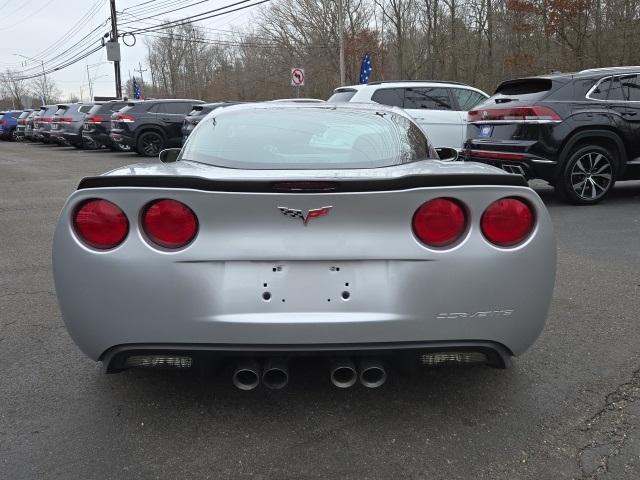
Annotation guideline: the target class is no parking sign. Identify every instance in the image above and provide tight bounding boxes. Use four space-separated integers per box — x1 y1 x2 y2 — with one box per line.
291 68 305 87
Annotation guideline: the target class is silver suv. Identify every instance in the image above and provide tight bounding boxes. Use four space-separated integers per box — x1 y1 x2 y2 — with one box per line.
328 81 488 149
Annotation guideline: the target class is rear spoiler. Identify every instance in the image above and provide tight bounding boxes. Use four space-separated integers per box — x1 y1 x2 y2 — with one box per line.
77 174 528 192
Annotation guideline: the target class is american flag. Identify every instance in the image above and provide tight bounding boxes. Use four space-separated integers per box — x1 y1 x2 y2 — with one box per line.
359 53 373 84
133 78 142 99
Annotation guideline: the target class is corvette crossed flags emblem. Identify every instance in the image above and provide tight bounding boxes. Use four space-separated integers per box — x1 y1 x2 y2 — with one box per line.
277 206 333 225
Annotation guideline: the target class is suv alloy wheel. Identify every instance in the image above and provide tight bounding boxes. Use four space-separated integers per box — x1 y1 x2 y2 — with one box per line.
137 131 165 157
556 145 616 204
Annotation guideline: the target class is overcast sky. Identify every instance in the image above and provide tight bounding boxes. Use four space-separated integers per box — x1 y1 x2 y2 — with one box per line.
0 0 255 101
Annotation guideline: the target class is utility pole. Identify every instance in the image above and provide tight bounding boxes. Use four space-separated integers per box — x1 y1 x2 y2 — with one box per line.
109 0 122 99
338 0 345 86
134 61 148 98
86 64 93 101
13 54 48 103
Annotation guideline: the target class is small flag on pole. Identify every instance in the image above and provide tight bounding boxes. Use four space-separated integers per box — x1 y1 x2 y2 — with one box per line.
359 53 373 84
132 78 142 99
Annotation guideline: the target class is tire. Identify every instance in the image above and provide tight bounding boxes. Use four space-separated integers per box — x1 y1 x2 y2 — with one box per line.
136 131 165 157
10 129 18 142
555 145 616 205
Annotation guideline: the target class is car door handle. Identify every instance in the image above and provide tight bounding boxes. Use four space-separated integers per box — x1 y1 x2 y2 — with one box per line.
161 117 172 121
622 112 637 117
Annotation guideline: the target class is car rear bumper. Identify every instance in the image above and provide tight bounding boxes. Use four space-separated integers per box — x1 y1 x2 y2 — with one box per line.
83 131 111 146
101 340 513 373
463 138 559 180
61 132 82 145
109 132 134 146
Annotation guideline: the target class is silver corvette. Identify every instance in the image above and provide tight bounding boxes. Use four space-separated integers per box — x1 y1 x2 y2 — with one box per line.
53 103 556 389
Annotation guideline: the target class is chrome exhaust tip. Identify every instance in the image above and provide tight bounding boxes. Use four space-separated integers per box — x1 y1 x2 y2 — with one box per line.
358 358 387 388
232 359 261 391
330 358 357 388
262 357 289 390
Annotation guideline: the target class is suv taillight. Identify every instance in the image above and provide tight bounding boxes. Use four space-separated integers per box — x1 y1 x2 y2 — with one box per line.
86 115 105 124
52 117 72 123
481 197 535 247
73 199 129 249
412 198 467 248
113 113 134 123
142 199 198 249
468 106 561 123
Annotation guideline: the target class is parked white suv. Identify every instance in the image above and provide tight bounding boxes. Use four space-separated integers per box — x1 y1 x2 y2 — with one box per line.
328 81 489 150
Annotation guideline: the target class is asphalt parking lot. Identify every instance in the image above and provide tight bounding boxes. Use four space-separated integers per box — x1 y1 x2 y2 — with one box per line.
1 141 640 480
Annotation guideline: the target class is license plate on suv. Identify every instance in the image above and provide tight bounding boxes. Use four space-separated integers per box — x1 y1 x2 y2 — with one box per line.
479 125 493 138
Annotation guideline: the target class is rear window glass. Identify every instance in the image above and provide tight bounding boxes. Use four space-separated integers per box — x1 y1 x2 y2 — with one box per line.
589 78 611 100
327 89 357 103
496 79 553 96
158 102 192 115
18 111 31 119
452 89 488 110
371 88 404 108
181 107 431 169
79 105 92 114
55 108 67 116
607 75 640 102
404 87 453 110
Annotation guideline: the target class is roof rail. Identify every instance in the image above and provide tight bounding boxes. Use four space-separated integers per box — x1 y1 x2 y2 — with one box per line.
579 66 640 73
366 79 467 86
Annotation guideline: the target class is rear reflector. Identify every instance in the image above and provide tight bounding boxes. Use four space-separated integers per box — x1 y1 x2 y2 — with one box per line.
125 355 193 368
420 351 488 366
85 115 105 124
468 106 561 123
464 149 526 161
481 197 535 247
73 199 129 249
142 199 198 249
412 198 467 247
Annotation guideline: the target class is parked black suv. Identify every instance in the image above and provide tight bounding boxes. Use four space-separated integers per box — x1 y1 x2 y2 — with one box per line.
82 100 129 150
110 99 203 156
182 102 234 144
464 67 640 204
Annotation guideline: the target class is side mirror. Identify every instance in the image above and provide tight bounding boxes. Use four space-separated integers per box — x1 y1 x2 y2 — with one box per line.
435 147 459 161
159 148 181 163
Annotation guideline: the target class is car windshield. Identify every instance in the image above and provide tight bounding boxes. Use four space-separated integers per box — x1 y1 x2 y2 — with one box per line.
181 107 431 169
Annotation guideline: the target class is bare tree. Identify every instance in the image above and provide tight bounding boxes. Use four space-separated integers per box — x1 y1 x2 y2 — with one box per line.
0 69 28 109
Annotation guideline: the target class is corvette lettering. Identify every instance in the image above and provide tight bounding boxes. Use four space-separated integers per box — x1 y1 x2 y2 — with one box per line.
277 206 333 225
436 310 514 320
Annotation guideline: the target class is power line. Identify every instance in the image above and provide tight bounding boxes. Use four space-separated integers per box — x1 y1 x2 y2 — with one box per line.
124 0 271 36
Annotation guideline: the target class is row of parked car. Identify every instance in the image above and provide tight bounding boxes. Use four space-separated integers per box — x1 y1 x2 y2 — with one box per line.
2 65 640 203
0 99 227 155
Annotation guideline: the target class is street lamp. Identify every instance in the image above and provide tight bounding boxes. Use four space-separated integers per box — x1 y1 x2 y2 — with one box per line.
13 53 49 104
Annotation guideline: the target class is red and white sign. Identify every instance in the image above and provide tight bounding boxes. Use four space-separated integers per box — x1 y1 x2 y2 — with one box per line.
291 68 305 86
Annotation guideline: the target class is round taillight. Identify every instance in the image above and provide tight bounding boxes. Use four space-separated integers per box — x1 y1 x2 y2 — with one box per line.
73 199 129 249
142 199 198 249
412 198 467 247
481 197 535 247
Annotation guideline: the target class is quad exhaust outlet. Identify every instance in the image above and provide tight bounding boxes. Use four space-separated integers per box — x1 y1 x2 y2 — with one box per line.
232 359 261 391
330 357 358 388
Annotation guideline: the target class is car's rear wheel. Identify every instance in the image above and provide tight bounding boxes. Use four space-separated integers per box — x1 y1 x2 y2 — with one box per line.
556 145 615 204
10 129 18 141
137 131 164 157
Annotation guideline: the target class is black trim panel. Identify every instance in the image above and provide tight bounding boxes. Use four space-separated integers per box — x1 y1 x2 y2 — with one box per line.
101 340 513 373
78 173 528 192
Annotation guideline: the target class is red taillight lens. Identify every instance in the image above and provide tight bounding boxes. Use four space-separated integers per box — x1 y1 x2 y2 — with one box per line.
73 199 129 249
468 106 561 123
481 197 535 247
142 199 198 249
412 198 467 247
113 113 134 123
86 115 104 124
0 120 4 126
